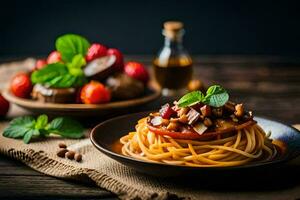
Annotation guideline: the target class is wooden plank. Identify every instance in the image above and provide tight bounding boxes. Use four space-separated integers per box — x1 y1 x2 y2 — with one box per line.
0 155 117 199
0 175 115 199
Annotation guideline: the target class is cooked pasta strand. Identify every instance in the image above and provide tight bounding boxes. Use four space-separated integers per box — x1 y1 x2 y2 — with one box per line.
120 118 278 167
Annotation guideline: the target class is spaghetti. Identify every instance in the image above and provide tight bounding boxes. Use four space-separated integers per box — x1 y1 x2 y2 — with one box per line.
119 85 281 167
120 118 277 167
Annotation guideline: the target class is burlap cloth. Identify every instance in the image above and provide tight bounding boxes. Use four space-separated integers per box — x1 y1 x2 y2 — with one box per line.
1 59 300 200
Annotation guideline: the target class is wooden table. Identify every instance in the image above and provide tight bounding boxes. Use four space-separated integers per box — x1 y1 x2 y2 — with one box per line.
0 56 300 199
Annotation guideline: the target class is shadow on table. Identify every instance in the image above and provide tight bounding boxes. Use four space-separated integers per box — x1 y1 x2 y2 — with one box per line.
157 163 300 192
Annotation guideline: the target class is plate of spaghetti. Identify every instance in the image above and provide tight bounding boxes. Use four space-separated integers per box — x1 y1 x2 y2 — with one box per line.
90 85 300 176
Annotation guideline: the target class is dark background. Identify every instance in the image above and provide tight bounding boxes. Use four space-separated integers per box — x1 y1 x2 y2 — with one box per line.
1 0 300 58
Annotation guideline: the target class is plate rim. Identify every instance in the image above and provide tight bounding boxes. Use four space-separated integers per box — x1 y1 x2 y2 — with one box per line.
3 87 161 110
90 111 300 171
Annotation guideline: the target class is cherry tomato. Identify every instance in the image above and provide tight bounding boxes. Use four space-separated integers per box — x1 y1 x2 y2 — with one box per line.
47 51 62 64
35 59 47 70
124 61 149 84
0 93 10 117
86 43 108 62
107 48 124 71
10 72 33 98
80 81 111 104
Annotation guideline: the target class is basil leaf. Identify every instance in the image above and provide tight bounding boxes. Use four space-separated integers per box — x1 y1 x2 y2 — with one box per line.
67 54 86 70
35 114 48 129
49 117 84 139
3 116 36 138
69 68 84 77
73 75 87 87
46 117 64 131
178 91 204 107
56 34 90 63
47 76 64 86
23 129 39 144
48 74 77 88
31 63 68 84
204 85 229 107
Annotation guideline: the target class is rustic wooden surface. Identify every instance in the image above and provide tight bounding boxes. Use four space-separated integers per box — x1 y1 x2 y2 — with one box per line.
0 56 300 200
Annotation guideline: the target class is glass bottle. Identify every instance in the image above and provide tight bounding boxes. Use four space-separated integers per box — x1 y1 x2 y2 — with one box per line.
153 21 193 96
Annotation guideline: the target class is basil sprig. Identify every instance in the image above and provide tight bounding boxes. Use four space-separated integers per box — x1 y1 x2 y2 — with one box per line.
3 114 84 144
31 62 87 88
56 34 90 63
31 34 90 88
177 85 229 108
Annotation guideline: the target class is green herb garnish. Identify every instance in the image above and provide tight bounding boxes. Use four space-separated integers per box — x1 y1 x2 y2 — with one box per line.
31 34 90 88
177 85 229 108
3 114 84 144
56 34 90 63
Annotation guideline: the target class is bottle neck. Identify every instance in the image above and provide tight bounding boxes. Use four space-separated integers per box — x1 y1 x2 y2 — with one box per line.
164 36 183 49
163 29 184 49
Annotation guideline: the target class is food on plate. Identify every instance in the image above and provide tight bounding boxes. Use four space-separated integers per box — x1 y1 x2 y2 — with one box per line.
86 43 108 62
10 72 33 98
107 48 124 71
106 73 144 100
0 93 10 117
35 59 47 70
8 34 150 104
124 61 149 84
31 84 76 103
120 85 284 167
47 50 62 64
83 55 117 80
80 81 111 104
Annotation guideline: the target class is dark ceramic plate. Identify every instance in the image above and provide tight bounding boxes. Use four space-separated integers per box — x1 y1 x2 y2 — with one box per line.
90 111 300 176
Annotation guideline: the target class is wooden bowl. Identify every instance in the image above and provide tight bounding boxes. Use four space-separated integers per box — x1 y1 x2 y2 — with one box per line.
3 87 160 117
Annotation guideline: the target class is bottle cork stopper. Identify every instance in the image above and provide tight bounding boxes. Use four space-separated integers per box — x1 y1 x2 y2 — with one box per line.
164 21 184 31
163 21 184 40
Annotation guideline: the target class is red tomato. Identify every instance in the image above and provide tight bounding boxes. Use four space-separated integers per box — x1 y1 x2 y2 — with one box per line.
107 48 124 71
80 81 111 104
10 72 33 98
0 93 10 117
35 59 47 70
47 51 62 64
147 125 201 140
124 61 149 84
86 43 108 62
147 120 256 140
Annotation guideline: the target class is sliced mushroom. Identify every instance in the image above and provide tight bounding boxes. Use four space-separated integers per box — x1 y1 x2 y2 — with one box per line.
186 108 201 125
193 122 208 135
84 55 116 80
150 116 163 126
200 105 211 117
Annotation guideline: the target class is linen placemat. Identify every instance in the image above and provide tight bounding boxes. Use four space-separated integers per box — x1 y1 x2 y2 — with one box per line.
1 59 300 200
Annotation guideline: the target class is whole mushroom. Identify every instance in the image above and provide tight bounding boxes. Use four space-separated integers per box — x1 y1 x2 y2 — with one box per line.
106 73 144 100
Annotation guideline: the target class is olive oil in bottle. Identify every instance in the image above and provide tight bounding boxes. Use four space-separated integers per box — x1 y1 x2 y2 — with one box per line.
153 21 193 96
